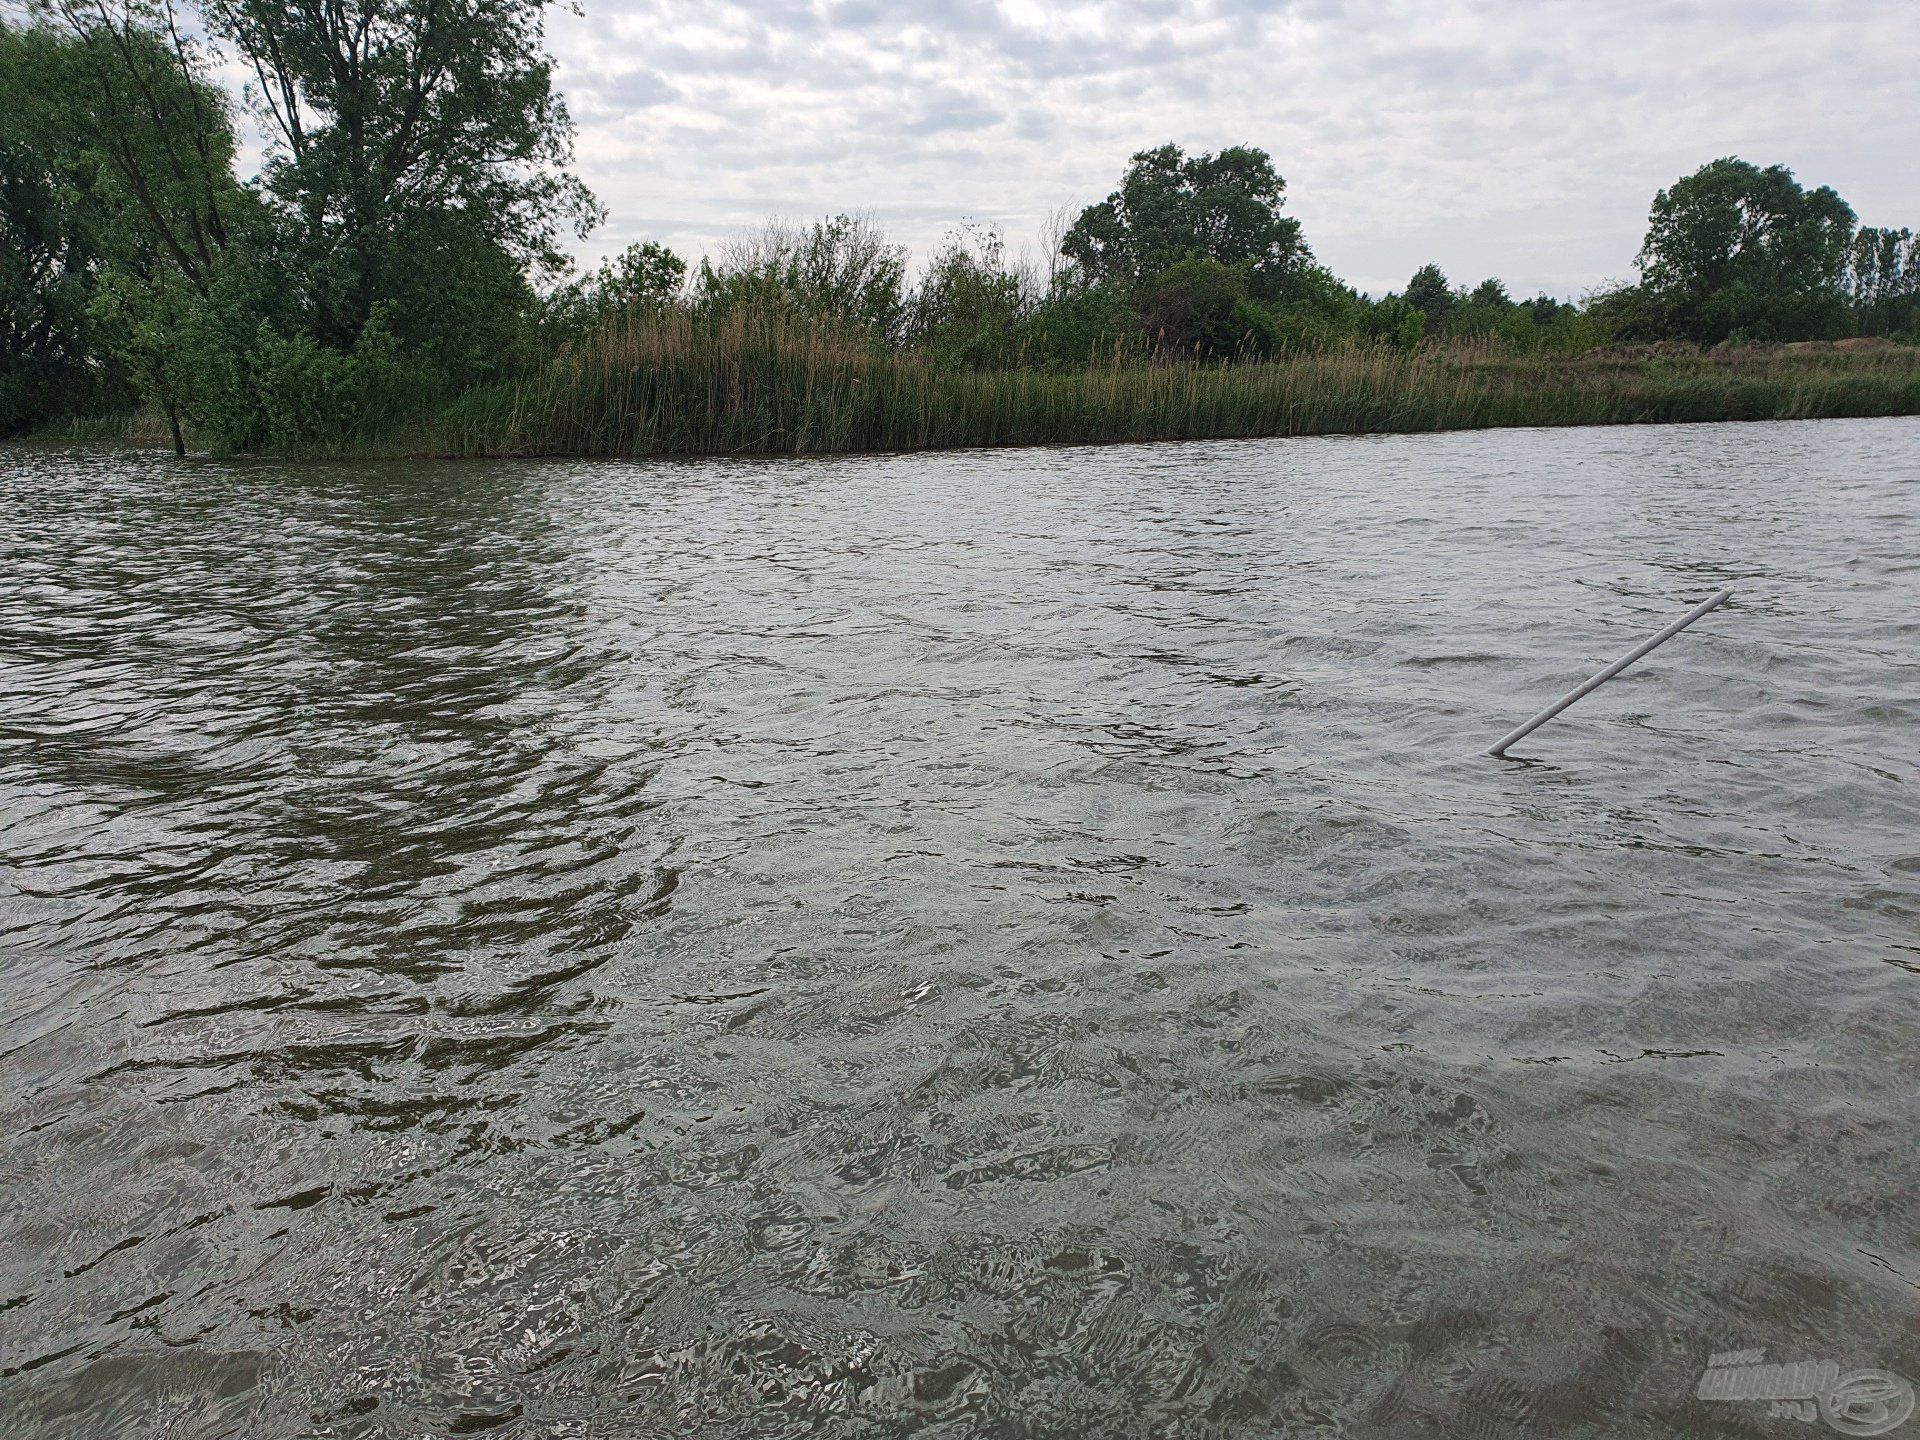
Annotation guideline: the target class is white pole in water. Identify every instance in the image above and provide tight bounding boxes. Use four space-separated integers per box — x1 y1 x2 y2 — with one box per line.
1487 588 1733 758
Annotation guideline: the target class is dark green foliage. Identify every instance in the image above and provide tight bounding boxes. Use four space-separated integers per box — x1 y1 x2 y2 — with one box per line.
592 242 687 310
1137 258 1273 361
7 0 597 450
1020 283 1137 369
1404 264 1454 319
2 10 252 435
5 7 259 446
1371 269 1595 354
1844 227 1920 337
1061 144 1307 298
908 226 1030 369
199 0 597 362
1261 265 1367 352
1526 294 1570 327
1580 283 1662 342
1636 157 1857 343
34 4 246 298
0 23 125 431
171 300 408 452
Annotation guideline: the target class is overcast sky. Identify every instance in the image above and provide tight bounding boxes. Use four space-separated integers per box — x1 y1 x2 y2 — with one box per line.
544 0 1914 299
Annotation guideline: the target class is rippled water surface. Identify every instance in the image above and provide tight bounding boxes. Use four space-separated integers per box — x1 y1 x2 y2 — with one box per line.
3 420 1917 1439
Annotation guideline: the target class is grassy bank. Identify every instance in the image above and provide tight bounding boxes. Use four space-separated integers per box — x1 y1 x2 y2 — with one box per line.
407 318 1920 459
32 318 1920 459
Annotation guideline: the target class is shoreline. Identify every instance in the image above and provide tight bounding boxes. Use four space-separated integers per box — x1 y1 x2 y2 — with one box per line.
20 343 1920 463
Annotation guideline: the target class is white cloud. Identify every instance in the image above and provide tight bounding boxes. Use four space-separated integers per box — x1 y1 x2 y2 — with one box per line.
546 0 1920 297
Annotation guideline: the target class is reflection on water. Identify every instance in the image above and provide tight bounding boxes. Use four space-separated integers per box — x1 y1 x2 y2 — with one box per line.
2 419 1916 1438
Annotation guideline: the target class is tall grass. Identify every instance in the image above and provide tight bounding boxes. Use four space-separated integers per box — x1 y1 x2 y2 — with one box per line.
392 309 1920 459
147 306 1920 459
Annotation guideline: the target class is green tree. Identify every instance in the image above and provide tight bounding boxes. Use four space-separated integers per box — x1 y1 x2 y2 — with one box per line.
1404 263 1453 319
1060 144 1307 298
1581 282 1665 343
1844 226 1918 336
1392 307 1426 351
1440 276 1517 341
1262 263 1365 352
1 21 117 431
34 0 245 296
1636 157 1855 342
1022 283 1137 369
1525 294 1568 327
593 241 687 309
1137 257 1274 361
6 6 253 445
198 0 600 367
21 0 601 448
1469 277 1511 308
908 225 1031 369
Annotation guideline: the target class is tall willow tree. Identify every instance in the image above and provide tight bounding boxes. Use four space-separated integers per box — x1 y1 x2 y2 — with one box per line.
5 5 250 445
199 0 601 379
13 0 598 446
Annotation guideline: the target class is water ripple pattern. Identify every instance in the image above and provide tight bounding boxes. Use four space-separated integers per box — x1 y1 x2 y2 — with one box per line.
2 418 1916 1439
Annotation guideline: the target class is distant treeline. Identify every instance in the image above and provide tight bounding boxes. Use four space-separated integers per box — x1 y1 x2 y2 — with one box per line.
3 1 1917 454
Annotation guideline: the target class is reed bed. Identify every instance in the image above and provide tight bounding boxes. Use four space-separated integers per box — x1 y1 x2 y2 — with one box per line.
111 307 1920 460
399 311 1920 459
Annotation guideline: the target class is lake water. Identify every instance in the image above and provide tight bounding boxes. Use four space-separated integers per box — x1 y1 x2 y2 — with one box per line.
2 419 1916 1439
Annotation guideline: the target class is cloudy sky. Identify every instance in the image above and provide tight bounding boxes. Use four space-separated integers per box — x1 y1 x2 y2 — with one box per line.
547 0 1916 299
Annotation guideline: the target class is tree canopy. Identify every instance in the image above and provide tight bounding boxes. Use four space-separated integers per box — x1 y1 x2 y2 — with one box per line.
199 0 599 358
1404 264 1452 318
5 0 598 445
2 23 107 431
1060 144 1307 298
2 12 251 437
1635 157 1857 343
1845 226 1920 336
